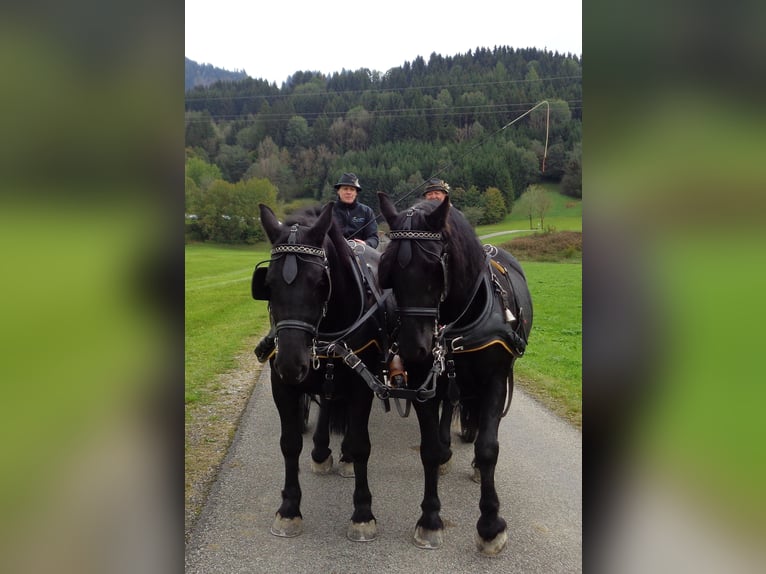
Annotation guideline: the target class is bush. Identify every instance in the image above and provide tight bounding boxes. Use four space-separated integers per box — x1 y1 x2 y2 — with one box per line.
500 230 582 262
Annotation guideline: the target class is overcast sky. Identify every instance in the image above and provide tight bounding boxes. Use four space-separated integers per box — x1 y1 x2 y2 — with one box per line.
185 0 582 85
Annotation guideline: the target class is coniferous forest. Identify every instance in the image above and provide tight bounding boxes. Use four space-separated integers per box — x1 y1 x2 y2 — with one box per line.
185 46 581 243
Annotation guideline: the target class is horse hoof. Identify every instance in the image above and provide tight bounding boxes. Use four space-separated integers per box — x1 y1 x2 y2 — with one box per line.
311 454 333 475
439 458 452 475
347 520 377 542
338 461 355 478
471 467 481 483
413 526 444 549
475 529 508 556
270 513 303 538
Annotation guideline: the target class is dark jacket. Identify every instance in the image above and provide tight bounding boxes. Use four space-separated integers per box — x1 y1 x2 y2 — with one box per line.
334 200 379 248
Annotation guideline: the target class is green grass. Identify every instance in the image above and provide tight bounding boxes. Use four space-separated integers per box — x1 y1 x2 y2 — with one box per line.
636 235 766 532
185 243 271 409
512 261 582 426
476 183 582 241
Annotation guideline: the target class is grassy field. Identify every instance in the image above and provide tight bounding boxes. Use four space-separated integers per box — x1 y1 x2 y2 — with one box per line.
476 182 582 238
185 243 271 408
510 260 582 426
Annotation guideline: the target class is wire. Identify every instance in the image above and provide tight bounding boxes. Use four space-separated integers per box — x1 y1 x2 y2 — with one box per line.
184 99 582 124
185 74 582 103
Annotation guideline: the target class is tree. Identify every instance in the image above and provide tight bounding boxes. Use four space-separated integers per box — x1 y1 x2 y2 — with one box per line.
514 191 536 229
184 111 218 157
561 143 582 198
215 144 250 182
522 186 553 229
449 184 483 212
481 187 507 224
462 206 483 227
244 137 298 199
505 142 540 201
196 178 278 243
185 156 222 189
285 115 311 149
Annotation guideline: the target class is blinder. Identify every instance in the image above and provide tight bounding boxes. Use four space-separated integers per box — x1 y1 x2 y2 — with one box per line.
251 264 271 300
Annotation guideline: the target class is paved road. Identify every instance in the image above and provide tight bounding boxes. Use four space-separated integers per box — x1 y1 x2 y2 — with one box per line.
478 230 530 240
185 365 581 573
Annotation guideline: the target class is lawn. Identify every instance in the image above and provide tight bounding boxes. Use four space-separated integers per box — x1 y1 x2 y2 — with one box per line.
185 243 271 408
476 182 582 239
512 260 582 426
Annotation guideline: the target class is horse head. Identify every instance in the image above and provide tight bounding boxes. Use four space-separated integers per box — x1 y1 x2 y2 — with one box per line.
378 192 451 366
259 202 335 383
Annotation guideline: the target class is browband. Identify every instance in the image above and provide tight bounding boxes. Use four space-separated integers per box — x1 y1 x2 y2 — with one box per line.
388 230 442 241
271 244 326 258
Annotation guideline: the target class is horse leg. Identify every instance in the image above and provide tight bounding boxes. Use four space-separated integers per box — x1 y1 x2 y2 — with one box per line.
345 385 376 541
412 397 446 549
472 367 512 555
438 399 454 474
338 433 355 478
269 378 305 537
310 396 334 474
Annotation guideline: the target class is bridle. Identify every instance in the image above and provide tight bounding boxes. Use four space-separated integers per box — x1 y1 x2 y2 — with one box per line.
388 208 449 327
385 208 489 406
262 224 332 346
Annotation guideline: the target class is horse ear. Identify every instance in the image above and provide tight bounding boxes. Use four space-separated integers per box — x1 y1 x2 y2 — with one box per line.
425 195 450 231
305 201 334 245
259 203 282 244
378 192 398 226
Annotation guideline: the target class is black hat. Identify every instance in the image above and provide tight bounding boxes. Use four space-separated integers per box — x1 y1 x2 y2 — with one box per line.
423 178 449 196
334 172 362 191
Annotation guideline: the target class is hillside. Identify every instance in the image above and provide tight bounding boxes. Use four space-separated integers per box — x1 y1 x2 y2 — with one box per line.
184 46 582 243
185 58 248 91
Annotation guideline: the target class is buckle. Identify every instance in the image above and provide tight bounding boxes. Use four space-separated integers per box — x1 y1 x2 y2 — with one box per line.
343 352 362 370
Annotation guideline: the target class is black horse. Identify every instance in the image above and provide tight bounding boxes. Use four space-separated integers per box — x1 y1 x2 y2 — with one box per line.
377 192 533 555
256 201 391 542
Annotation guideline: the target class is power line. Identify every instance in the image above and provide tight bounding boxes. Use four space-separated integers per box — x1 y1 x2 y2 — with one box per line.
184 74 582 104
184 99 582 125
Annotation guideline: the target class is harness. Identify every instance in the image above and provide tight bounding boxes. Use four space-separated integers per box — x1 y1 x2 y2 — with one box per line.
380 215 530 413
252 215 529 417
253 225 394 399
